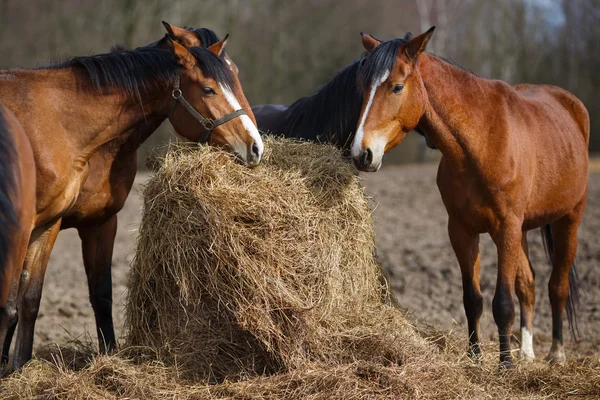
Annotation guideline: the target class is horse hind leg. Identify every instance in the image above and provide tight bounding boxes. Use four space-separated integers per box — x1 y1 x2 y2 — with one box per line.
0 227 31 368
515 232 535 361
546 200 585 364
1 222 34 366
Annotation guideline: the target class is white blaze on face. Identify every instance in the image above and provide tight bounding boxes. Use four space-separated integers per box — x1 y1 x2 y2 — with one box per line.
520 327 535 361
352 70 390 159
219 83 264 157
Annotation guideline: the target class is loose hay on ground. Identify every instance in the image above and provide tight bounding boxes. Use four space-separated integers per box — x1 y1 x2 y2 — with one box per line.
2 339 598 399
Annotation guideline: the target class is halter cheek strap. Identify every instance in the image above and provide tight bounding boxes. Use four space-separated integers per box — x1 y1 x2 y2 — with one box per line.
168 75 247 143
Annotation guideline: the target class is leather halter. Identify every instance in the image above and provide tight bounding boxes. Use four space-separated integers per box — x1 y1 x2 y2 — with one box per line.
168 74 247 143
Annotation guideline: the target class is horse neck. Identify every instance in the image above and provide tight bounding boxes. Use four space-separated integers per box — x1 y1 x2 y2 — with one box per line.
283 62 362 149
17 68 170 157
417 54 494 171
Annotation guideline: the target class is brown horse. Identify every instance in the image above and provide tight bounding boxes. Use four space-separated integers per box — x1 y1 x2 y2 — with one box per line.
0 25 262 369
351 28 589 368
53 23 257 358
43 24 252 362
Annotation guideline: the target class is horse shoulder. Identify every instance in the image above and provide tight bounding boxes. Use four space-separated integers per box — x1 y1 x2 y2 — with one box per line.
62 116 157 229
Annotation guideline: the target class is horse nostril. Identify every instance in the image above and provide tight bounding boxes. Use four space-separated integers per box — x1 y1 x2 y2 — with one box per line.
252 142 260 158
363 148 373 166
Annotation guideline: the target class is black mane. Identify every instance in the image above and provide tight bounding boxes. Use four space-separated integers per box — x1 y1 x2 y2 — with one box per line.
187 27 221 48
48 47 180 99
43 36 233 99
187 46 234 89
276 59 364 148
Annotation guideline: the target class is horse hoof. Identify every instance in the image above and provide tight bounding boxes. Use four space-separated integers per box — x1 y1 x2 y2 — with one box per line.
467 348 483 363
498 359 513 374
520 349 535 363
546 350 566 365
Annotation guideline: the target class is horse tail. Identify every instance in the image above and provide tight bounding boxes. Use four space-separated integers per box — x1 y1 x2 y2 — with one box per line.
0 107 19 287
540 224 580 342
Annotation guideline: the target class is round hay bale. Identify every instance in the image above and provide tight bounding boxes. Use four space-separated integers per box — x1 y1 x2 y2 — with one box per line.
125 137 429 380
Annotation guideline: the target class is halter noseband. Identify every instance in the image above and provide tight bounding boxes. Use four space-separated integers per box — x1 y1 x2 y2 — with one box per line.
168 74 247 143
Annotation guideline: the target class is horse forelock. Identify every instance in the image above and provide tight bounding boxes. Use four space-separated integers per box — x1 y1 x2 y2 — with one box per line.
189 27 221 48
358 38 406 91
187 47 234 90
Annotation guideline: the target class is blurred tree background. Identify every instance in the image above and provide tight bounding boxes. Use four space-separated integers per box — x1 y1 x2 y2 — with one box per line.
0 0 597 167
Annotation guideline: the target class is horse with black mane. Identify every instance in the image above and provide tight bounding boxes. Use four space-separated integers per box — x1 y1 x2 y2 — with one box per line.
252 33 414 150
351 27 588 368
0 22 262 369
54 23 252 361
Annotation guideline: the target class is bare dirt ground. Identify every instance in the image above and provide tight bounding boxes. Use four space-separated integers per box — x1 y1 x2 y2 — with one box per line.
35 164 599 361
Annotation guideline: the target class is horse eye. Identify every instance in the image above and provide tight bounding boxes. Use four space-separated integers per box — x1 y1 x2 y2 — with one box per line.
202 87 216 95
392 84 404 94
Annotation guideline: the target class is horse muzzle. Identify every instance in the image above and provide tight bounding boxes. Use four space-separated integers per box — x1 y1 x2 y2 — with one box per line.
234 140 262 168
352 148 381 172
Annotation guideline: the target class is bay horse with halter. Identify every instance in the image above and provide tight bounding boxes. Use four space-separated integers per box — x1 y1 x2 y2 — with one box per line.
54 23 254 360
0 23 262 369
352 27 589 368
54 23 250 361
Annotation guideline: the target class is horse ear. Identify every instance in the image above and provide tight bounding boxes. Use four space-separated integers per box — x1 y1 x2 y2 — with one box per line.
404 26 435 60
207 34 229 56
361 32 381 52
165 36 196 69
403 32 414 41
162 21 201 48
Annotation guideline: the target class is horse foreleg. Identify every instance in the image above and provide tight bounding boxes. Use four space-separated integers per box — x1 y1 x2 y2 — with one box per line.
547 200 585 364
448 218 483 360
77 215 117 354
12 219 61 369
515 232 535 361
491 219 524 369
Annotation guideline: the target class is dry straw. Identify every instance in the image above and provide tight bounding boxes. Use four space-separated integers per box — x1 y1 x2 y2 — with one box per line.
125 136 444 380
1 339 598 399
1 137 598 399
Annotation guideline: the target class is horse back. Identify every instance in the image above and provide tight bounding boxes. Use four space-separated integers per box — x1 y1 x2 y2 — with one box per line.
513 84 590 147
510 84 589 222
